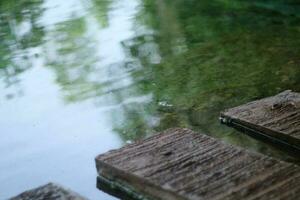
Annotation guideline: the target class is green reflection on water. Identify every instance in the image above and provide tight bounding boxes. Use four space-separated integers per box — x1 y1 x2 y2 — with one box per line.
90 0 113 28
45 16 102 102
1 0 300 163
0 0 45 97
112 0 300 161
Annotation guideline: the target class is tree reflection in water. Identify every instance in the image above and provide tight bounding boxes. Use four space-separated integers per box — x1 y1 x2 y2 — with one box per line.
1 0 300 161
0 0 45 99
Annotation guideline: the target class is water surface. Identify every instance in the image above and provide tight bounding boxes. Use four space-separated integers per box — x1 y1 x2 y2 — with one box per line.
1 0 300 199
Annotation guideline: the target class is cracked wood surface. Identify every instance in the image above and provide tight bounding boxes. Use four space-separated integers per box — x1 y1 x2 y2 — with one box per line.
9 183 87 200
96 128 300 200
221 90 300 151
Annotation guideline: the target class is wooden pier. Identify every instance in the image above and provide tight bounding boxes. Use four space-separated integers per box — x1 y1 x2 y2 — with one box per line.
220 90 300 154
9 183 87 200
95 128 300 200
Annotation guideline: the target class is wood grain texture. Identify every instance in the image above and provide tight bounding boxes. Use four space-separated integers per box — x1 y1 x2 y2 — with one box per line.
9 183 87 200
221 90 300 151
96 128 300 200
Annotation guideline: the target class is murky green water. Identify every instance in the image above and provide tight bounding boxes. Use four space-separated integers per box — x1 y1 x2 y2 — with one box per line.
1 0 300 199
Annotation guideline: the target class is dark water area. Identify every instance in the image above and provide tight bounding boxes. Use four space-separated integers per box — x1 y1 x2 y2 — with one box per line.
1 0 300 199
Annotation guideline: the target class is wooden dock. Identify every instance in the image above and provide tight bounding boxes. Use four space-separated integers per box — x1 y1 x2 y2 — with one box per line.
220 90 300 154
9 183 87 200
95 128 300 200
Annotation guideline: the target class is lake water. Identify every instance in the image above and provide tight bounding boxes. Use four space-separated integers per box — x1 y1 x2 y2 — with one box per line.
1 0 300 199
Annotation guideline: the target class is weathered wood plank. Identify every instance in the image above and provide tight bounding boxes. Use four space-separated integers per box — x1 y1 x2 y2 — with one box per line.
220 90 300 153
9 183 87 200
95 128 300 200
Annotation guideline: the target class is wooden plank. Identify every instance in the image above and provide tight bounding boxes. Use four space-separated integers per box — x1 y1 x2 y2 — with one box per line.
220 90 300 153
95 128 300 200
97 176 147 200
9 183 87 200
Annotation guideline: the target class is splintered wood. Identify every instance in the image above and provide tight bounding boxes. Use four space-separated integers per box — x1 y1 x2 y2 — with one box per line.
95 128 300 200
221 90 300 152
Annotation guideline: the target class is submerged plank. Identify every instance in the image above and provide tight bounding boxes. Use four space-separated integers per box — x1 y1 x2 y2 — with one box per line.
220 90 300 153
9 183 87 200
95 128 300 200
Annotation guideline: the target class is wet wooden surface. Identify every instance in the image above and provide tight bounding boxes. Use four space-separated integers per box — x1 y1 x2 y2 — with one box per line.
9 183 87 200
96 128 300 200
221 90 300 153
